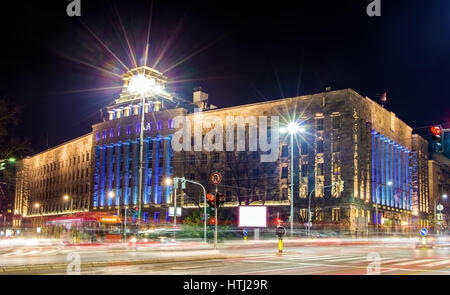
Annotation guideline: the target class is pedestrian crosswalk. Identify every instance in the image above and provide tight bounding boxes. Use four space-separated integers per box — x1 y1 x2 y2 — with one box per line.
246 253 450 270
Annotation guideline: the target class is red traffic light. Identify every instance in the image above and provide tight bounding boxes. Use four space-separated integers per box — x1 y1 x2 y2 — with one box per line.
209 217 216 225
275 218 282 225
431 126 442 136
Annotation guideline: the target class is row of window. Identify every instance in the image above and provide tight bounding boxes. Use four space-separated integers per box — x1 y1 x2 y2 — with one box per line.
281 163 326 179
280 139 340 158
34 183 90 201
35 168 90 188
315 116 341 131
35 153 90 176
96 120 175 141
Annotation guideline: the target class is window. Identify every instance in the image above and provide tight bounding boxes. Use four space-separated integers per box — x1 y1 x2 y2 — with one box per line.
332 140 340 152
332 116 341 129
190 173 195 180
281 145 288 157
146 122 152 132
190 155 195 165
281 166 288 178
102 130 107 139
301 141 308 155
317 163 324 176
333 162 341 175
316 118 324 131
126 125 132 135
282 187 288 199
117 126 121 137
213 153 220 162
157 120 163 130
301 164 308 178
201 153 207 162
168 119 174 129
317 140 324 153
332 208 340 222
109 127 114 138
96 132 100 141
136 123 141 134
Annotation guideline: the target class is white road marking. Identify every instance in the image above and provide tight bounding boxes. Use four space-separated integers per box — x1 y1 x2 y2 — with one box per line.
421 259 450 267
392 259 435 266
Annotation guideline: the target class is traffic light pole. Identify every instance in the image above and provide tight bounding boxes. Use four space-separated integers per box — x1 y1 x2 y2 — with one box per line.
182 179 207 244
124 207 127 243
214 185 218 249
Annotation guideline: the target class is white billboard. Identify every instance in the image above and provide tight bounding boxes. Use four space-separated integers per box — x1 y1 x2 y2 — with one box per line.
169 207 182 217
238 206 267 228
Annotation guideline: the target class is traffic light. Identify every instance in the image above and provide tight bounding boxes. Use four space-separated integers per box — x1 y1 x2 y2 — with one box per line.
431 125 444 152
275 218 282 226
206 193 216 207
215 192 225 207
208 217 216 225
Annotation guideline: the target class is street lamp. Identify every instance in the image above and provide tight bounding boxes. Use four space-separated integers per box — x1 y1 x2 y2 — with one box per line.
34 202 42 232
62 195 74 215
164 177 177 229
107 191 119 217
280 121 304 237
128 74 159 230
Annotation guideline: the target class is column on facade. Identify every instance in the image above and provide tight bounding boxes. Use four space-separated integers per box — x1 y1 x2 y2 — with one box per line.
152 138 161 204
123 141 131 205
114 142 122 206
99 145 107 207
131 140 139 205
106 144 114 206
164 137 173 204
143 137 152 204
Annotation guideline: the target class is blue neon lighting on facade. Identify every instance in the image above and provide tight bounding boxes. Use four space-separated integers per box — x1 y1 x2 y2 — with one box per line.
371 129 412 211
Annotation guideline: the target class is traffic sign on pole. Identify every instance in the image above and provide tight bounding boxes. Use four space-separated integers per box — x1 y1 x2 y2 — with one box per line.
420 228 428 237
210 172 222 185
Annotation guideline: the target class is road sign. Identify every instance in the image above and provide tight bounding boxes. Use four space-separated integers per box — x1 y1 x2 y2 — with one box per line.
437 204 443 211
420 228 428 237
243 228 248 236
210 172 222 185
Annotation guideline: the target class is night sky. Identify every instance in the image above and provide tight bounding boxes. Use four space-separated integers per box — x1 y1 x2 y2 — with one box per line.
0 0 449 154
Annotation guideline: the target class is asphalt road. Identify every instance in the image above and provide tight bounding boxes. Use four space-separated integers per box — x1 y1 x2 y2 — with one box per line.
1 240 449 274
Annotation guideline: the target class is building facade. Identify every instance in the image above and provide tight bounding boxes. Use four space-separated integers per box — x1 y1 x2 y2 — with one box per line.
14 66 432 231
13 134 92 229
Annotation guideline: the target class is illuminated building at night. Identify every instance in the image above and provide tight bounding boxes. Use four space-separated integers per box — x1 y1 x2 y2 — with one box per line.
13 66 432 231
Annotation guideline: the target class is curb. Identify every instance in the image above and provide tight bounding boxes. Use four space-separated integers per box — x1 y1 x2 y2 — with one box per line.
0 254 246 274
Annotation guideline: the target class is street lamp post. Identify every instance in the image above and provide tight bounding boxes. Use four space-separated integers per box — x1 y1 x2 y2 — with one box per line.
281 122 304 238
166 177 207 243
182 178 207 244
